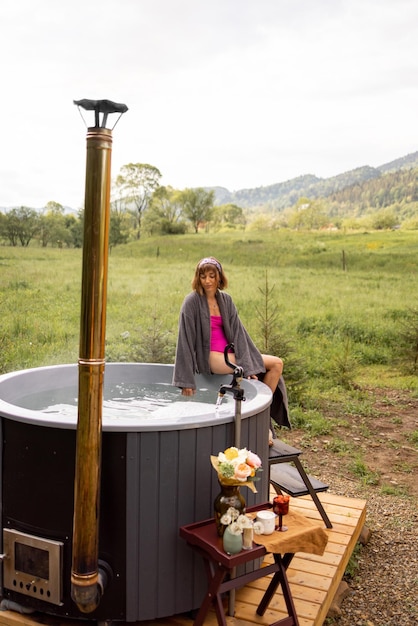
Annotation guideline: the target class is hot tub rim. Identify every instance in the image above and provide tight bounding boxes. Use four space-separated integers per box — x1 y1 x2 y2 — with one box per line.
0 363 272 432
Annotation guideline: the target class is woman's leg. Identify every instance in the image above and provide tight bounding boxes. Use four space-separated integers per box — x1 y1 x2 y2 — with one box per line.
210 351 283 391
261 354 283 394
261 354 283 445
209 350 237 374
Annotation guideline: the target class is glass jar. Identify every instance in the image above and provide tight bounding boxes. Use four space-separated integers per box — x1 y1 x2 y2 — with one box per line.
214 482 246 537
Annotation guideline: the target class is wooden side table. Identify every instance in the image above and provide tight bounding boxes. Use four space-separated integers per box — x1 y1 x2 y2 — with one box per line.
180 503 306 626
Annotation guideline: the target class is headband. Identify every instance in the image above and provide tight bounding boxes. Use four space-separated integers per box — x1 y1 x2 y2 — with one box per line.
198 257 222 273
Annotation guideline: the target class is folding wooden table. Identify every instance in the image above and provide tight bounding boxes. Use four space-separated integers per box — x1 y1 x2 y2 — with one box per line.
180 503 328 626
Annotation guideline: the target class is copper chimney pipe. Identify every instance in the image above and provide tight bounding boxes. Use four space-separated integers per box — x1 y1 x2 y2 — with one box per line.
71 99 128 613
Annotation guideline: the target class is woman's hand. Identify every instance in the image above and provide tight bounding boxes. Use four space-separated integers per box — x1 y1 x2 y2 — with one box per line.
181 387 196 396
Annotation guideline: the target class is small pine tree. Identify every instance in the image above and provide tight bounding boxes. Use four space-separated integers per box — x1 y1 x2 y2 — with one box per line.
328 337 358 389
397 307 418 373
130 311 176 364
255 272 308 405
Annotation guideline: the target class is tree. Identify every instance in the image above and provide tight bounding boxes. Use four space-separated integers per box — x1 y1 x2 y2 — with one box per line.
45 200 65 215
38 201 67 247
1 210 20 246
2 207 39 246
67 212 84 248
179 188 214 233
371 208 398 230
114 163 162 238
0 211 6 243
288 198 329 230
109 210 129 248
144 186 187 235
211 203 246 230
255 271 308 404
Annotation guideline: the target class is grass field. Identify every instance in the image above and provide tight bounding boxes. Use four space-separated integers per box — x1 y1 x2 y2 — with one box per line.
1 229 418 408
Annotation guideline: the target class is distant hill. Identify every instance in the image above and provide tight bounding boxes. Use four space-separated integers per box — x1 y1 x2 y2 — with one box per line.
377 151 418 174
327 165 418 221
3 151 418 218
209 150 418 212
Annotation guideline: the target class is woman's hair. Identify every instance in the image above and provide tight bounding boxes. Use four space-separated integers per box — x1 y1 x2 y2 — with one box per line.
192 257 228 294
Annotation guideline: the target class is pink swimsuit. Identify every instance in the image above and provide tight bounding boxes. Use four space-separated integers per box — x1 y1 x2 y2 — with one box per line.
210 316 229 352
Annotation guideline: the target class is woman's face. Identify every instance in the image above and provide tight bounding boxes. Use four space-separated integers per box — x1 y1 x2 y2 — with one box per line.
199 268 218 295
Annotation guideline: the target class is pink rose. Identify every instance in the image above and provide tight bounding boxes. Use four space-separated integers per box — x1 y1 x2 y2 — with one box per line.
246 451 262 469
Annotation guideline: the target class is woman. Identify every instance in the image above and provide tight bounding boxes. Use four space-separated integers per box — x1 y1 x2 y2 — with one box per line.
172 256 284 406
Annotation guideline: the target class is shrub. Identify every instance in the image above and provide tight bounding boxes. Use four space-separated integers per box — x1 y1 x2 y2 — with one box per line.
395 308 418 373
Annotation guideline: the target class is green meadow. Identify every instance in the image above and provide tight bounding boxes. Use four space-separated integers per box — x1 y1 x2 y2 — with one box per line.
1 229 418 413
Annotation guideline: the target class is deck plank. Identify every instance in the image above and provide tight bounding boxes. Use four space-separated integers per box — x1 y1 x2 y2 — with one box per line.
0 492 366 626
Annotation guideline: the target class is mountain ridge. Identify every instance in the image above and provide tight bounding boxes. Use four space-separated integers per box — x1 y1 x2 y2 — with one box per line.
208 150 418 211
2 151 418 215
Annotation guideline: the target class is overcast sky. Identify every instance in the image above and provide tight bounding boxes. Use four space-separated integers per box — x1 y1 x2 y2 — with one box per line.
1 0 417 209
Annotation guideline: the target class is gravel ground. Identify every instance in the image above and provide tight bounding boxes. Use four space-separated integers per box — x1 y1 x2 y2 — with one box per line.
318 474 418 626
278 387 418 626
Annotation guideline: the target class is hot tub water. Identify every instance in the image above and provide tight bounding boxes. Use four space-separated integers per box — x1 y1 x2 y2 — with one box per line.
16 381 234 420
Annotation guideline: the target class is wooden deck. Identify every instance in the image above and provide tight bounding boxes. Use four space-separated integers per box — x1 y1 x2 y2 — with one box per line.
138 489 367 626
0 491 366 626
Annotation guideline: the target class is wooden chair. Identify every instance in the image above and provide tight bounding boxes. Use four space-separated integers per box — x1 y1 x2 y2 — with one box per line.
269 440 333 528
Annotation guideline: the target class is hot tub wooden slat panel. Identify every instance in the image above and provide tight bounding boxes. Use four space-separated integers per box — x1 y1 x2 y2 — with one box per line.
126 432 162 620
176 428 207 614
126 433 141 622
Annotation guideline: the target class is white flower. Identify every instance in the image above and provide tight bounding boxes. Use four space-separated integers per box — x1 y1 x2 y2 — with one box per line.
236 515 253 530
228 521 242 536
220 507 240 526
221 511 254 535
220 511 233 525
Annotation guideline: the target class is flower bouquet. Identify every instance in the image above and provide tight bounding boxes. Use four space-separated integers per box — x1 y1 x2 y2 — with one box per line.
210 446 262 493
212 446 263 536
